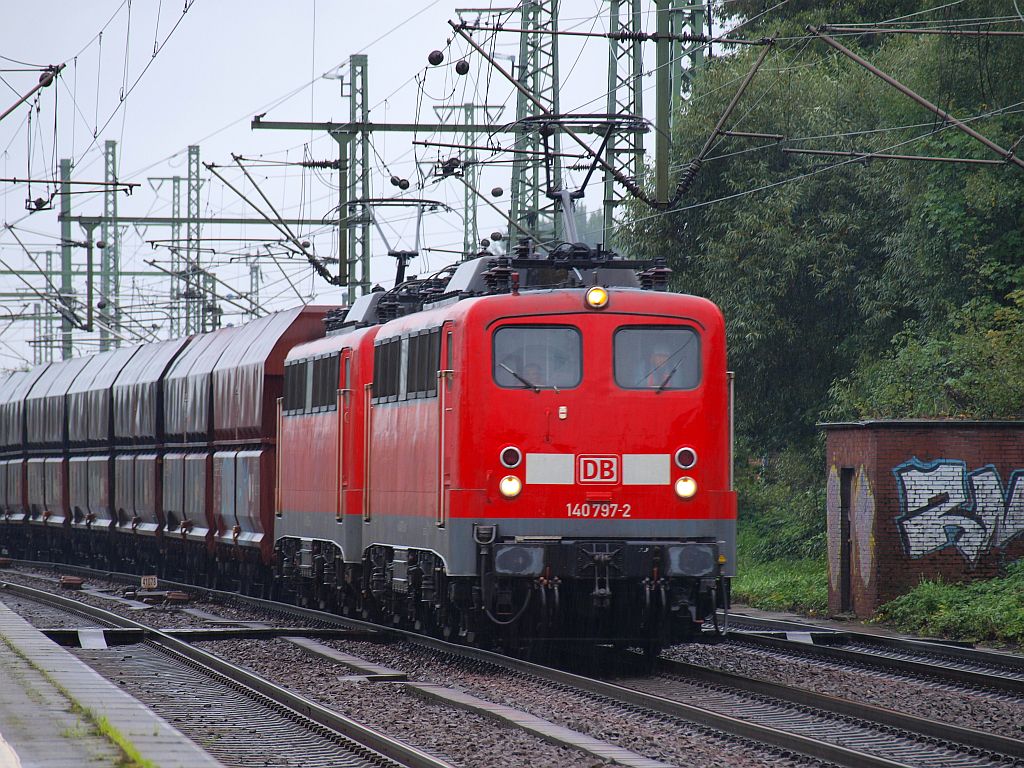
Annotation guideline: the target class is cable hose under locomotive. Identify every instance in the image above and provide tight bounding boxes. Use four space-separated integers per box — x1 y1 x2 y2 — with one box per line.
483 586 533 626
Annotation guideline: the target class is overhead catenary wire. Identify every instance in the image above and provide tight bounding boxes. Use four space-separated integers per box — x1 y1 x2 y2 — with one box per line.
5 0 1019 361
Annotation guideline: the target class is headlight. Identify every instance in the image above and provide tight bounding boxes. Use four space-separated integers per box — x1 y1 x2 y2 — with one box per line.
585 285 609 309
667 543 717 577
494 544 545 576
674 476 697 499
499 475 522 498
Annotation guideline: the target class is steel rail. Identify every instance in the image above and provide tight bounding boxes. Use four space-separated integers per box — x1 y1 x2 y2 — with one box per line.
0 578 454 768
164 595 917 767
654 655 1024 759
15 563 1023 765
721 611 1024 673
6 563 916 768
728 632 1024 695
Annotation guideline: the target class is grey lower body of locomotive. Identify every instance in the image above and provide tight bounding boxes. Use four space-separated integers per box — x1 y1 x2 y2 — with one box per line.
274 511 736 578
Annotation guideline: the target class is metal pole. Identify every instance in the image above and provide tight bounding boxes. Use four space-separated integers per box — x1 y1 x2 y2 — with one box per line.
655 0 671 203
604 0 621 238
335 135 349 285
603 0 645 241
44 253 54 362
59 159 73 359
82 223 97 334
808 26 1024 171
187 145 203 333
464 103 478 255
32 302 40 365
171 175 182 335
101 140 120 350
347 55 371 301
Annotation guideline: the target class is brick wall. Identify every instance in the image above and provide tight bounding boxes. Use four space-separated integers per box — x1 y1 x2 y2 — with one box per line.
822 420 1024 618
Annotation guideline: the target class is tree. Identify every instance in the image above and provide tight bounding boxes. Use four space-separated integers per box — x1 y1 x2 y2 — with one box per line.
622 2 1024 448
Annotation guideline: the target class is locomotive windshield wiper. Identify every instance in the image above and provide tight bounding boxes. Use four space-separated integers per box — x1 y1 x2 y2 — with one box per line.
500 362 540 392
647 339 696 393
657 360 685 392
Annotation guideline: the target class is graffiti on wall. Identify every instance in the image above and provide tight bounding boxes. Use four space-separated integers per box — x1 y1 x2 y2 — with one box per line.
893 458 1024 563
827 465 876 593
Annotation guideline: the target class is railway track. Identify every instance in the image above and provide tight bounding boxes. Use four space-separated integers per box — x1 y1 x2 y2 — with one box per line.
0 577 452 768
717 612 1024 695
633 656 1024 766
4 562 1023 768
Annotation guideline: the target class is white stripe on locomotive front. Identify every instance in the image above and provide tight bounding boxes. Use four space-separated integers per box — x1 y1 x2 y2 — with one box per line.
523 453 671 485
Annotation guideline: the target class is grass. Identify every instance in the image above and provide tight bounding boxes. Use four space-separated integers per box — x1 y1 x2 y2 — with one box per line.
874 560 1024 646
732 557 828 615
0 634 155 768
95 715 157 768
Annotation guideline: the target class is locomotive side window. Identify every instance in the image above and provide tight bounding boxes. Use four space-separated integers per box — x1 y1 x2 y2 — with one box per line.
493 326 581 390
285 355 340 415
311 358 324 410
283 360 309 413
405 328 440 398
614 326 701 390
310 354 340 411
373 338 401 402
374 329 441 403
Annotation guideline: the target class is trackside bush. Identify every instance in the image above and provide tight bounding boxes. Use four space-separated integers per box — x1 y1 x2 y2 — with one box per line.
875 560 1024 645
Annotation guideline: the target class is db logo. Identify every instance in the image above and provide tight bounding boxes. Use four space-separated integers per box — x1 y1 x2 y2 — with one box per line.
577 455 619 484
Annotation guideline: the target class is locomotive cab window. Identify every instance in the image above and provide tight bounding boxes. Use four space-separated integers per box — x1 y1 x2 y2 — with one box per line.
615 326 701 390
493 325 581 389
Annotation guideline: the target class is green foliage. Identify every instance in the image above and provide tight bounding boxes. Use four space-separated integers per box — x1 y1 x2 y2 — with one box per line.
731 442 828 614
732 558 829 614
828 293 1024 419
736 442 827 561
622 0 1024 451
875 560 1024 645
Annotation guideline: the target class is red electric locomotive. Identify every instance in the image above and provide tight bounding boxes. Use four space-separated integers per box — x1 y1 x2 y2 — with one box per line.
0 247 735 651
275 251 736 649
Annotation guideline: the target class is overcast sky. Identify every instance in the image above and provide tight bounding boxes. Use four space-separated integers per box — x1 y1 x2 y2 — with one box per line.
0 1 672 368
